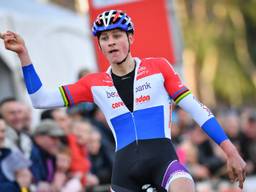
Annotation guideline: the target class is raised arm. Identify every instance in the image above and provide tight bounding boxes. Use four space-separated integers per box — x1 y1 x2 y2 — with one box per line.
0 31 65 108
158 58 246 189
0 31 31 66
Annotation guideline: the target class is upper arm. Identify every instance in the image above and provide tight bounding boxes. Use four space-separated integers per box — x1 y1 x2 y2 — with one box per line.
60 75 94 106
157 58 190 103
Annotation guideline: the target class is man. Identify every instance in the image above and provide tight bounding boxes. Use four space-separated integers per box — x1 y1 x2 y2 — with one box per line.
240 111 256 175
30 119 65 183
88 129 113 185
1 10 246 192
0 98 32 159
40 108 72 134
0 115 32 191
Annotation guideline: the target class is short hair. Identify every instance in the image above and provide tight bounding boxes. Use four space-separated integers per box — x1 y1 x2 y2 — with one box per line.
0 97 17 116
57 145 71 157
40 109 54 120
0 97 17 108
77 68 90 80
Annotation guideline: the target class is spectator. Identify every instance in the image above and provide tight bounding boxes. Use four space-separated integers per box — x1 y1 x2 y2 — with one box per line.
20 103 32 134
1 150 32 192
52 146 83 192
72 120 99 188
0 117 32 192
90 106 115 149
189 125 225 178
240 111 256 175
221 111 241 151
0 98 32 159
41 109 72 134
41 109 92 186
88 130 113 185
30 120 65 184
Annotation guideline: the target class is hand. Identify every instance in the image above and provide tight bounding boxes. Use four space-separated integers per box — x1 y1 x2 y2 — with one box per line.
0 31 26 54
0 31 32 66
220 140 246 189
52 172 67 190
16 168 32 188
86 173 99 187
226 152 246 189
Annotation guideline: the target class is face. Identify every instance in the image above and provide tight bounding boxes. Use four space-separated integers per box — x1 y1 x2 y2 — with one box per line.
0 120 6 147
72 121 92 146
88 131 101 155
15 168 32 187
35 135 60 155
0 101 24 131
56 153 71 172
20 104 32 130
52 109 71 134
98 29 133 64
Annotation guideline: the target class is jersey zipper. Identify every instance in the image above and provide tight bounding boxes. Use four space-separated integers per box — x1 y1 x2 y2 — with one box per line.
132 58 139 146
131 112 138 145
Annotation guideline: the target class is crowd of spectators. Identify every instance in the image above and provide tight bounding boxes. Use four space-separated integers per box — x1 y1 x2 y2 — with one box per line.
0 70 255 192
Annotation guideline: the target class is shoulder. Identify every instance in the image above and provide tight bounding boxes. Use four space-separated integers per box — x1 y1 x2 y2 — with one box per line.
139 57 174 74
141 57 171 65
80 72 106 81
78 72 111 86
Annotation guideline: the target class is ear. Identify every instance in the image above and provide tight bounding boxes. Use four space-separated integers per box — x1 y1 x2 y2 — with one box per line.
128 33 134 44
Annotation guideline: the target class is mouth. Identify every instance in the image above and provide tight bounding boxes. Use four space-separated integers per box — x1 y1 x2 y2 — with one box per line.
109 49 119 54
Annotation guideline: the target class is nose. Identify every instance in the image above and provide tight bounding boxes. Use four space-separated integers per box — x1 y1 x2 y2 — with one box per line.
107 36 116 47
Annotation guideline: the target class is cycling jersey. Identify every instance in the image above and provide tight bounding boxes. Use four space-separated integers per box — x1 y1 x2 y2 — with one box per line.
59 57 189 151
22 56 228 191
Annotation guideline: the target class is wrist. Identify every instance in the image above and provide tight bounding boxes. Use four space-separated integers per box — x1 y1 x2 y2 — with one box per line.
220 139 239 158
18 48 32 66
17 46 28 56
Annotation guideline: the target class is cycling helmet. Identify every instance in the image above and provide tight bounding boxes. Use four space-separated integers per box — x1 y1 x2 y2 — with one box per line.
92 10 134 36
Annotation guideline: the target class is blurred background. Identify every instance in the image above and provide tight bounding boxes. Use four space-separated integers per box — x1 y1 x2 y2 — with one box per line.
0 0 255 192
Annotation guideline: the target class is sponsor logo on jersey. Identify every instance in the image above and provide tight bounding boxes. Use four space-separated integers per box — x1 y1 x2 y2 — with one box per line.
106 91 119 98
193 96 212 116
137 66 149 78
136 95 151 104
112 101 124 109
112 95 151 109
136 82 151 93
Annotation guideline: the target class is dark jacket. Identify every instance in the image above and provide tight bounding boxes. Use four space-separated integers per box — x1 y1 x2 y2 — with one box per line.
30 141 56 183
0 148 20 192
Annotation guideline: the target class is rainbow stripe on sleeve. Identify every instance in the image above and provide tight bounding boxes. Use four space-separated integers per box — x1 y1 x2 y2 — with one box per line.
59 86 74 107
172 88 191 104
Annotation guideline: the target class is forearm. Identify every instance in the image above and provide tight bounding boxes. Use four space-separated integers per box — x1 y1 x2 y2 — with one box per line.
22 64 65 108
18 49 32 67
219 140 239 158
177 93 228 144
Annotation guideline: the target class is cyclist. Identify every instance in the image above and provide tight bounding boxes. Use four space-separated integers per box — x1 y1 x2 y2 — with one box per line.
1 10 246 192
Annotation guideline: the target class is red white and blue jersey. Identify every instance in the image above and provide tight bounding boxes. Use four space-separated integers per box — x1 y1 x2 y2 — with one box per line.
59 57 190 151
23 57 227 151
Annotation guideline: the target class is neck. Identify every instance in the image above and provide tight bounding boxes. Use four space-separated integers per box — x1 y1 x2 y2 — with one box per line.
111 55 135 76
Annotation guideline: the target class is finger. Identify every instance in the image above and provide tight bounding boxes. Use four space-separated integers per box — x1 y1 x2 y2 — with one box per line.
6 30 15 35
228 167 235 183
243 169 246 181
4 37 16 43
5 32 15 38
237 172 244 189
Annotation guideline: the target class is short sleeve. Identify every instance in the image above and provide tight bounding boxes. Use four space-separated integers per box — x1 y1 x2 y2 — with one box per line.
59 75 94 106
157 58 190 103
